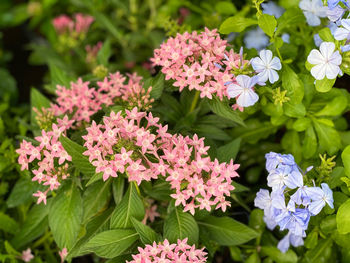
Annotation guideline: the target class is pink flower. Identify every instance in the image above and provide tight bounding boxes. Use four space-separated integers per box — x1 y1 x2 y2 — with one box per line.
74 13 94 34
127 239 207 263
33 191 47 205
20 248 34 262
52 15 73 34
59 248 68 263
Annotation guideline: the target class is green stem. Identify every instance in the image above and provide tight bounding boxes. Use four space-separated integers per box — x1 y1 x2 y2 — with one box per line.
32 231 52 249
189 91 200 113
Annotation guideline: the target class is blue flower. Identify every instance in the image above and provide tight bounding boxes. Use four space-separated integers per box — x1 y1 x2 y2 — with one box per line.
328 0 350 9
261 1 285 18
251 49 282 84
278 231 304 253
265 152 296 173
244 27 269 50
327 5 345 21
299 0 328 26
306 183 334 215
282 33 290 43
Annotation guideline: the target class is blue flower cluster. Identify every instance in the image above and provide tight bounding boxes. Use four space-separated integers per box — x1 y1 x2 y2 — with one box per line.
254 152 334 253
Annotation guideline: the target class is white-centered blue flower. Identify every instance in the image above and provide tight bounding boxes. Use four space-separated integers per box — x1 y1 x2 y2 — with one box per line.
327 5 345 21
307 42 342 80
227 75 259 107
299 0 328 26
261 1 285 18
251 49 282 84
244 27 269 50
305 183 334 215
334 19 350 40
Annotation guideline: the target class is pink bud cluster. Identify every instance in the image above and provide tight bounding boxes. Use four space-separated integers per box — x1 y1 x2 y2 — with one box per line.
53 13 94 35
49 72 153 129
152 28 239 100
85 41 103 64
16 125 72 205
127 238 207 263
82 108 239 214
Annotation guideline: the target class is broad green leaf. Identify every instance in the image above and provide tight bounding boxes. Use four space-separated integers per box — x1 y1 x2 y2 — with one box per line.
193 124 231 141
149 73 164 100
131 217 159 244
342 146 350 177
6 176 37 208
81 229 138 258
261 246 297 263
110 183 145 229
143 180 172 201
337 199 350 234
12 203 49 249
67 208 113 260
303 239 333 263
315 96 347 116
313 119 342 155
315 78 336 93
318 27 335 42
281 65 304 103
112 176 125 205
164 207 199 245
303 126 317 159
208 97 245 126
97 39 112 66
217 138 241 162
332 230 350 249
86 172 103 186
293 117 311 132
49 185 83 249
30 88 51 126
49 60 74 92
219 16 257 34
0 212 18 234
59 135 96 177
258 14 277 37
91 11 123 41
284 102 306 118
83 181 111 222
281 131 302 162
197 216 258 246
276 8 304 35
320 215 336 234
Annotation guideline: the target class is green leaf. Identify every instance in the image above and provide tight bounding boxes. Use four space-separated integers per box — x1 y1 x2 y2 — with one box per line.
148 73 164 100
217 138 241 162
284 102 306 118
293 117 311 132
30 88 51 126
67 208 113 260
219 16 258 34
318 27 335 42
303 126 317 159
91 11 122 41
12 203 49 249
49 60 74 92
131 217 159 244
83 181 111 222
337 199 350 234
49 185 83 249
281 131 302 162
110 183 145 229
81 229 138 258
342 146 350 177
261 246 298 263
315 96 347 116
59 135 96 177
276 8 304 35
112 176 125 205
258 14 277 37
6 176 36 208
281 65 304 103
0 212 18 234
208 97 245 126
313 119 342 155
197 216 258 246
303 239 333 263
315 78 336 93
163 206 199 244
97 39 112 66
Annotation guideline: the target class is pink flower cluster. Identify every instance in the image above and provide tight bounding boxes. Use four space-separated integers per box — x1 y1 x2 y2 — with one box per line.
82 108 239 214
48 71 153 129
127 238 207 263
151 28 244 100
53 13 94 35
16 125 71 205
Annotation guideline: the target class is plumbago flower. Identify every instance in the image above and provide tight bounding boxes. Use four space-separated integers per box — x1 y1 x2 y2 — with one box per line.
255 152 334 253
127 239 207 263
35 71 154 130
299 0 328 26
307 42 342 80
16 124 72 205
251 49 282 84
328 0 350 9
334 19 350 41
227 75 259 107
82 108 240 214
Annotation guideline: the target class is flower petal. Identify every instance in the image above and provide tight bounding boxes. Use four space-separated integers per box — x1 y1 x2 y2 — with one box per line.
236 89 259 107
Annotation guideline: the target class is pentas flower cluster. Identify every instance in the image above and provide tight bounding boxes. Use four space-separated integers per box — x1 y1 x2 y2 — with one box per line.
82 108 239 214
16 124 71 205
255 152 334 253
127 238 207 263
151 28 245 100
53 13 94 35
40 71 152 130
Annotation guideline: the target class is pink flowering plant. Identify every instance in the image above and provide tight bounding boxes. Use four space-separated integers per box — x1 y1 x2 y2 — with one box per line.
4 0 350 262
